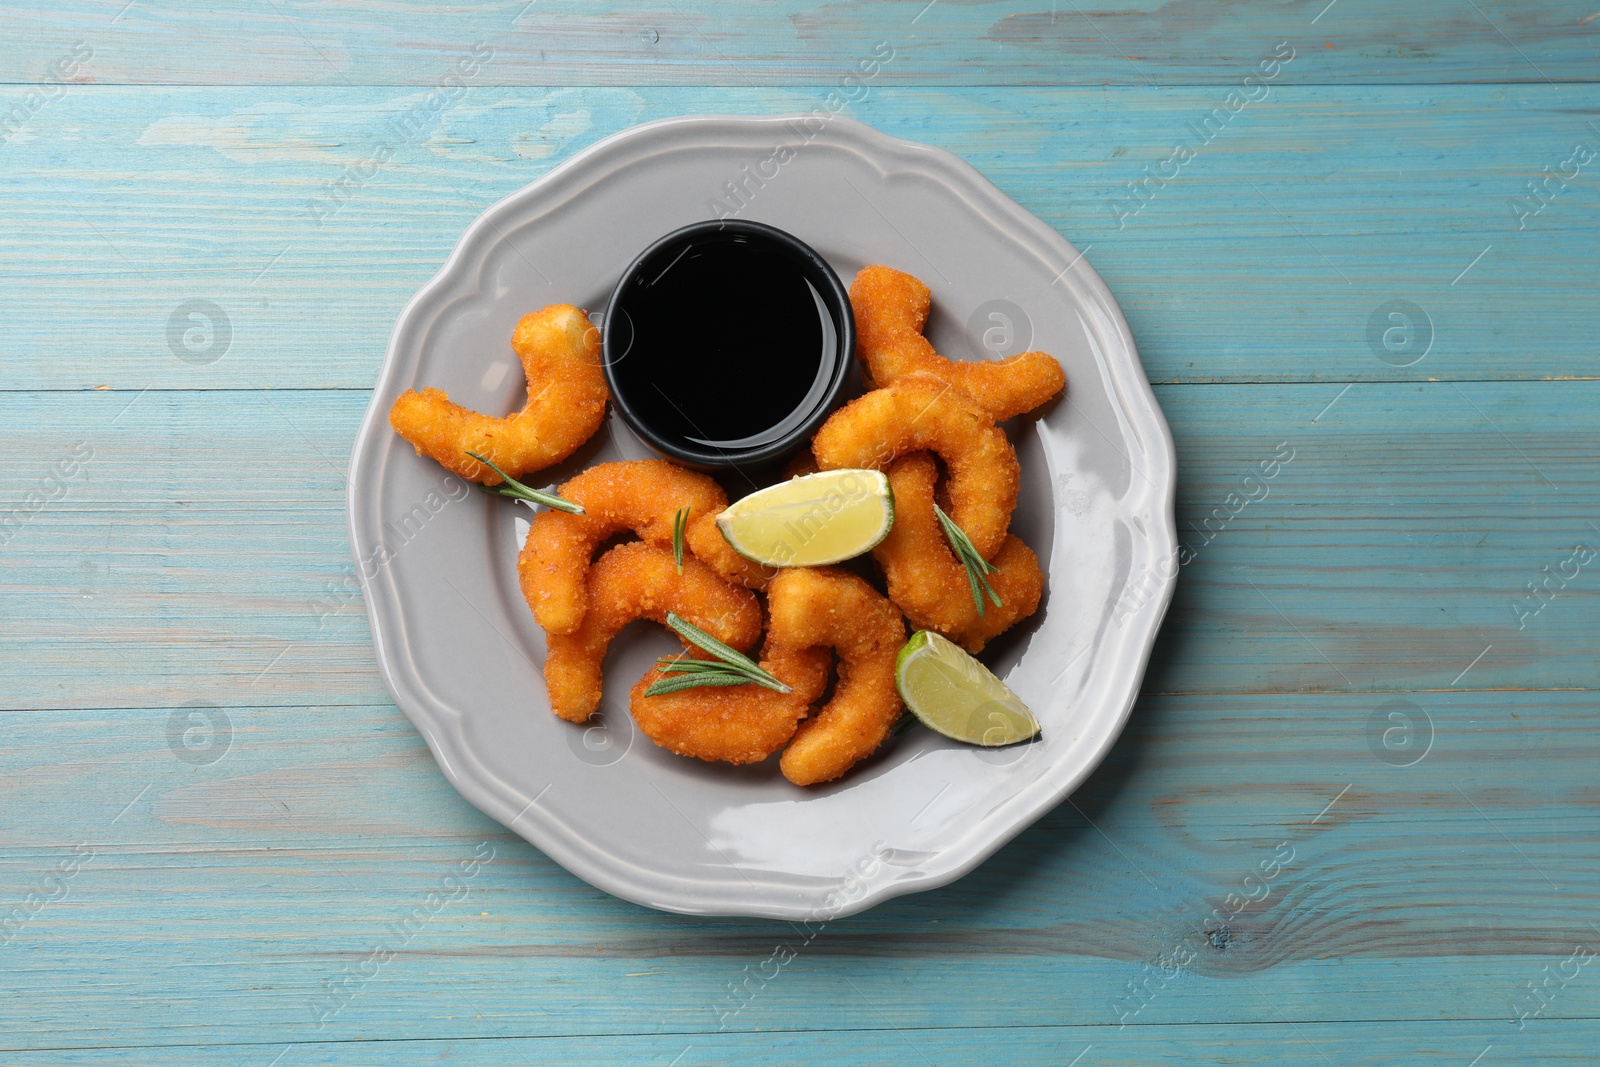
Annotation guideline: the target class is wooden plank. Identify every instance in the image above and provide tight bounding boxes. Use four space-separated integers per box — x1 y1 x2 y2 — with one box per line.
2 85 1598 390
1 690 1595 1049
0 381 1594 712
4 1022 1598 1066
3 0 1596 86
4 27 1599 1057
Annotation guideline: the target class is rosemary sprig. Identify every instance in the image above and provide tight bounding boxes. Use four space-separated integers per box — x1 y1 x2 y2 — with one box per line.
934 503 1002 616
643 611 792 697
640 670 754 697
465 451 584 514
672 506 688 574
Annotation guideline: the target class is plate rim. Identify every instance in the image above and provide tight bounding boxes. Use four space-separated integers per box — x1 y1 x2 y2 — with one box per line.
347 112 1178 918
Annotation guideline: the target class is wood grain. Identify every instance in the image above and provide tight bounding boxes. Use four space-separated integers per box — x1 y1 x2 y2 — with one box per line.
1 382 1593 711
1 690 1595 1050
2 0 1596 86
3 86 1596 391
3 2 1598 1061
4 1023 1598 1065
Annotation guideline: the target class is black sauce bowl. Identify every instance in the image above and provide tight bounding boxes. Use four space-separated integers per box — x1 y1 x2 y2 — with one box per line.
601 220 854 471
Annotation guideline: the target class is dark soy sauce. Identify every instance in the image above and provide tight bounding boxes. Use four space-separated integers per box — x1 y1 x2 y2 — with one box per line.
606 232 837 452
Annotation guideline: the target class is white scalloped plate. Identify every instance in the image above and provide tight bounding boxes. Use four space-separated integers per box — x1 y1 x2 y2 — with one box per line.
348 114 1177 919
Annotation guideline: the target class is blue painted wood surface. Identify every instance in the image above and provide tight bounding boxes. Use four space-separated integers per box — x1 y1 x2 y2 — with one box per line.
2 3 1598 1064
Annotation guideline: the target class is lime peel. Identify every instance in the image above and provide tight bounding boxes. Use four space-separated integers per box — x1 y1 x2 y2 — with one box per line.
895 630 1041 747
716 468 894 568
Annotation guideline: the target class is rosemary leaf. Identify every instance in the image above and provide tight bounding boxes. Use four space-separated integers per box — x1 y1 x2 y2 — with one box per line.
979 570 1002 608
655 657 791 694
658 614 792 694
961 561 985 617
652 657 737 673
465 451 584 514
933 504 998 575
664 614 758 671
672 506 688 574
644 672 755 697
934 504 1003 616
646 653 791 696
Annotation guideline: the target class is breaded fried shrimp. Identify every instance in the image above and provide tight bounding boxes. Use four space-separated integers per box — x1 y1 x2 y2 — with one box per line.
811 372 1018 561
629 642 832 765
389 304 608 484
782 448 820 479
769 568 907 786
851 266 1064 420
874 453 1044 652
543 542 761 723
520 460 774 634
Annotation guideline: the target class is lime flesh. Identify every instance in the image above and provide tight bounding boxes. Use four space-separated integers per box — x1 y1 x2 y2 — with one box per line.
716 469 893 567
895 631 1041 746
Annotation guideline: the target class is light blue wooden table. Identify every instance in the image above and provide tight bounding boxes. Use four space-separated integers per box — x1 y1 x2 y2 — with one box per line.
3 3 1597 1063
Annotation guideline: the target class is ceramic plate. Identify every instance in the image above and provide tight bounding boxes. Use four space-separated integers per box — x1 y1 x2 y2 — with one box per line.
347 114 1177 919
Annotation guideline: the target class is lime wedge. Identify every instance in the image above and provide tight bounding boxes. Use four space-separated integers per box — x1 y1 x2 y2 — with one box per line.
716 469 894 567
895 630 1041 746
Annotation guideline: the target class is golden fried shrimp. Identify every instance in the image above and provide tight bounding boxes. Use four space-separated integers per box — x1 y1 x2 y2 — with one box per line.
769 568 907 787
851 266 1065 421
629 642 832 765
874 453 1044 653
389 304 608 485
520 460 774 635
782 448 820 479
811 372 1018 561
543 542 761 723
